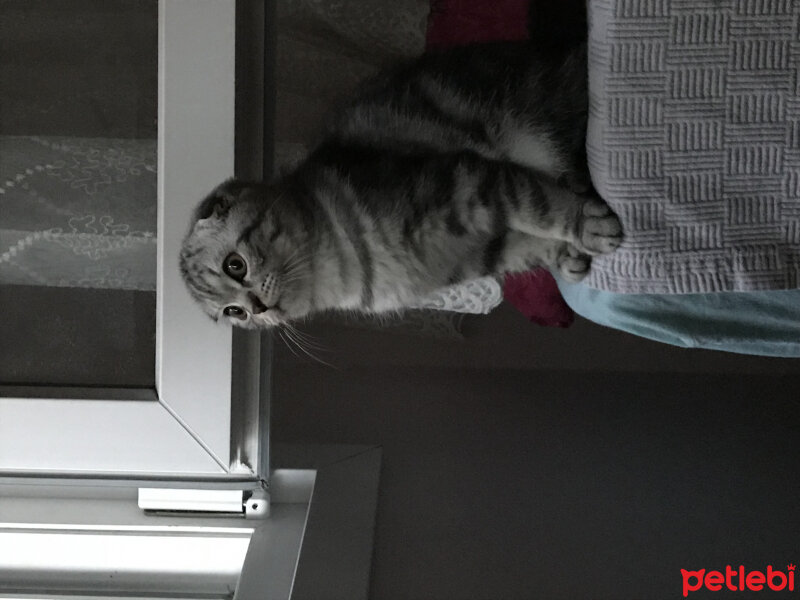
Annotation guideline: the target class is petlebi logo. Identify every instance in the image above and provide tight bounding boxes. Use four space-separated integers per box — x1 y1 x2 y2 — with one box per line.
681 564 796 597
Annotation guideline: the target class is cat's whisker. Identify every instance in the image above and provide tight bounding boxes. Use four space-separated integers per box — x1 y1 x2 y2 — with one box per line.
283 323 328 351
282 329 320 365
283 254 311 271
281 245 305 264
281 325 338 369
280 265 309 278
279 266 312 285
279 274 310 287
282 325 319 356
276 330 301 359
281 247 313 271
283 258 310 275
285 322 323 342
285 247 314 262
281 257 313 278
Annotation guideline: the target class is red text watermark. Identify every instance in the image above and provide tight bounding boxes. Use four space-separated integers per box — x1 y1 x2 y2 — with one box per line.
682 565 795 596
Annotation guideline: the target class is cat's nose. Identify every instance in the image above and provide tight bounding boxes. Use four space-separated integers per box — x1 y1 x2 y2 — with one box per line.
248 292 268 314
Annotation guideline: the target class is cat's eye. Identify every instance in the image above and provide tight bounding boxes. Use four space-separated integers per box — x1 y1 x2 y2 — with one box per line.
223 305 247 320
223 252 247 280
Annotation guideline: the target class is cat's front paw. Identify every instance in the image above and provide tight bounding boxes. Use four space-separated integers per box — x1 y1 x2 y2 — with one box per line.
556 243 591 282
577 198 623 256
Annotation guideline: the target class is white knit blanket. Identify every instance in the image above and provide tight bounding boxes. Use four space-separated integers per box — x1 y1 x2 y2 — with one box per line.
584 0 800 294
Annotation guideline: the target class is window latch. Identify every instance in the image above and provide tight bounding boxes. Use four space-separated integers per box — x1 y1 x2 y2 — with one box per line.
138 487 269 519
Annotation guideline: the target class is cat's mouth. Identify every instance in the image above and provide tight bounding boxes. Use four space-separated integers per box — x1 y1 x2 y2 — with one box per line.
261 299 286 324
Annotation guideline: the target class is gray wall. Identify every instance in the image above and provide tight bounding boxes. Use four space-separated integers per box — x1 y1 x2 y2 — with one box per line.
272 309 800 600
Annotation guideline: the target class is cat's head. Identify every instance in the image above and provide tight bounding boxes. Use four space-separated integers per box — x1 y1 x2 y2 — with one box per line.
179 179 314 329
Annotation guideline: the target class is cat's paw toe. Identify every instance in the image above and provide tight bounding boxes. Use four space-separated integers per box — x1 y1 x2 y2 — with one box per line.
557 244 592 282
578 199 623 255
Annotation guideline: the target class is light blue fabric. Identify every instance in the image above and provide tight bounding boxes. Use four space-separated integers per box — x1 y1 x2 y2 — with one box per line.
557 280 800 357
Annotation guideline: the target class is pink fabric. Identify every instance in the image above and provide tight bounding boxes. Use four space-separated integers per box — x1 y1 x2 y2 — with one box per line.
426 0 576 327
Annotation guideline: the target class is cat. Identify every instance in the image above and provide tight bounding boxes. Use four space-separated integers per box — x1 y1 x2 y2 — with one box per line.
180 41 623 329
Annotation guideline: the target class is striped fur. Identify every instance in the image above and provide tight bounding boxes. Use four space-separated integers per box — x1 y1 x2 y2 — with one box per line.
180 42 623 329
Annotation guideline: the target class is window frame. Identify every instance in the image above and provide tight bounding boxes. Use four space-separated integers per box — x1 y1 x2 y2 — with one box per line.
0 4 382 596
0 0 256 478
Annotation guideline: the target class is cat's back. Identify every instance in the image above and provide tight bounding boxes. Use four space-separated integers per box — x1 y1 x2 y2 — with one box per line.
324 42 534 155
320 41 587 169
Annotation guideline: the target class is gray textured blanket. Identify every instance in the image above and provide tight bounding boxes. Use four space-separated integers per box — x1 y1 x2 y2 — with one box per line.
584 0 800 294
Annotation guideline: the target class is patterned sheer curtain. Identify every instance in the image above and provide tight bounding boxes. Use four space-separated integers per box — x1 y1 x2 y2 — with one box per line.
0 137 156 290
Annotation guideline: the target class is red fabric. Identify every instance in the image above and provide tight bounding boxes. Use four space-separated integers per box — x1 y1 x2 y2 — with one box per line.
425 0 576 327
427 0 529 48
503 270 575 327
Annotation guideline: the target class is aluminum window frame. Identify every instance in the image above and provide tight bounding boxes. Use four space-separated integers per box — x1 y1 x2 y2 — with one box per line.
0 0 257 479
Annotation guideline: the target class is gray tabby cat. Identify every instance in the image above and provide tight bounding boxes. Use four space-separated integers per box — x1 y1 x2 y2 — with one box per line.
180 42 622 329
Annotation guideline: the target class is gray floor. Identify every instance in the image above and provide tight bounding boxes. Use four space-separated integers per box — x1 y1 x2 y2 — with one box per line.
273 307 800 600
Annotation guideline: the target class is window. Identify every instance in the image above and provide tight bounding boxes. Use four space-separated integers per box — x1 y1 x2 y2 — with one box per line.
0 0 250 478
0 3 379 597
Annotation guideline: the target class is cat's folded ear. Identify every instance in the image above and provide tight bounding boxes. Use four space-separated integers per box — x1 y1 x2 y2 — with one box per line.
194 178 248 222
